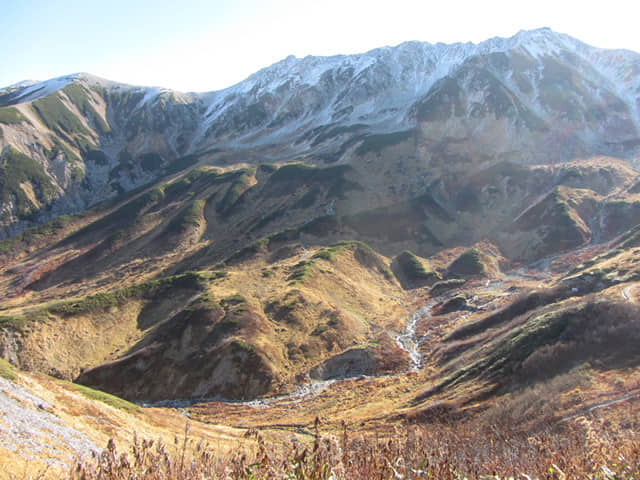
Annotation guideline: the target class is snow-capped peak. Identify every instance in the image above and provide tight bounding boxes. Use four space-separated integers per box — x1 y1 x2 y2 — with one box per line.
209 28 580 99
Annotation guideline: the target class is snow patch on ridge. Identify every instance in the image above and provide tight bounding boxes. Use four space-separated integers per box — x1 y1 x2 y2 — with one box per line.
1 76 74 104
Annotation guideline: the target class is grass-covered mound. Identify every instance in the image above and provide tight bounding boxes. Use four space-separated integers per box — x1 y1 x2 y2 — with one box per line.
394 250 441 287
430 278 466 296
75 293 277 402
447 248 487 276
439 294 468 314
62 381 139 411
313 241 393 280
510 187 592 259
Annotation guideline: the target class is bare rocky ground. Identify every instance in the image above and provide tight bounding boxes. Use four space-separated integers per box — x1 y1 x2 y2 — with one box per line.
0 367 294 479
0 376 98 475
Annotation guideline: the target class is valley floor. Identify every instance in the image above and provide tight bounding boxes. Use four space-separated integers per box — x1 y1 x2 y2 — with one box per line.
3 191 640 477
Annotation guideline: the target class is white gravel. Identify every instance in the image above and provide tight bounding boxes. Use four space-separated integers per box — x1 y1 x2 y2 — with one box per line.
0 376 99 468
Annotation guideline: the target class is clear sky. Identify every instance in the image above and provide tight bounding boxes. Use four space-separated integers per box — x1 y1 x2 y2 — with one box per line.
2 0 639 92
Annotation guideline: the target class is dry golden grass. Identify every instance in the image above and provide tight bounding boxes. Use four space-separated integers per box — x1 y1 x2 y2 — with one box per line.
1 237 407 384
0 368 290 480
67 413 640 480
4 359 640 480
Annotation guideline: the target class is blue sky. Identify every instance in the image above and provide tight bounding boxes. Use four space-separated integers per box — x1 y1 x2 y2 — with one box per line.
2 0 640 92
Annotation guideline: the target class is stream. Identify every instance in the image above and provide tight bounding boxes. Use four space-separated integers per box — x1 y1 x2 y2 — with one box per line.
141 379 337 409
144 271 548 411
395 300 438 371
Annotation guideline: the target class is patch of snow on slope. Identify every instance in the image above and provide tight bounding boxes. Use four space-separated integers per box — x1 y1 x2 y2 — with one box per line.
137 87 165 109
12 76 75 103
4 79 39 89
196 29 578 146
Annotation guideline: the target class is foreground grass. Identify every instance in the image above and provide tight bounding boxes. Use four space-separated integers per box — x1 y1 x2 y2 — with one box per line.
70 417 639 479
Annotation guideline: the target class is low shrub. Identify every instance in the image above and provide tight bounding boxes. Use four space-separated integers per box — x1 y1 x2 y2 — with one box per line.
288 260 314 284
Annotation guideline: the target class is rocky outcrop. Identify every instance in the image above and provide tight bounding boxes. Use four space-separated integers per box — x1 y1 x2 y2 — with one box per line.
309 348 374 380
309 334 409 380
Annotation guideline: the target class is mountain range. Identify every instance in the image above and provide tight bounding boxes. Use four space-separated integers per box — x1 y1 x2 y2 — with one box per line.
1 28 640 476
1 27 639 240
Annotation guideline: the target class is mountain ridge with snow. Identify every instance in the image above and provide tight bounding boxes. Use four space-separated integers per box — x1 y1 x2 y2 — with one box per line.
3 28 637 105
1 27 640 237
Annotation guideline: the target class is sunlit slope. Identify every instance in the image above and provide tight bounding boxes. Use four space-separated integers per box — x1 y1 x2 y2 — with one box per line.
0 359 286 480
